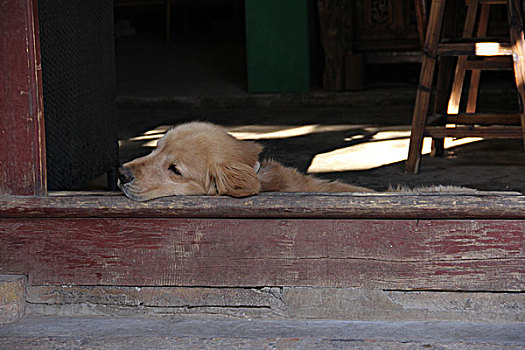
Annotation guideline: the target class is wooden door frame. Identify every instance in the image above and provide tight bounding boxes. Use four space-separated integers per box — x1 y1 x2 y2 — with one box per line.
0 0 46 196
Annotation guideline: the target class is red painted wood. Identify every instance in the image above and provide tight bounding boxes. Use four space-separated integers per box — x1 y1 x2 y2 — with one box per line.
0 218 522 290
0 0 46 195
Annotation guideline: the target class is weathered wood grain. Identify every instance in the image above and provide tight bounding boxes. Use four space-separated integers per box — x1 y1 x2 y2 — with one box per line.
0 218 522 290
0 0 46 196
1 193 523 219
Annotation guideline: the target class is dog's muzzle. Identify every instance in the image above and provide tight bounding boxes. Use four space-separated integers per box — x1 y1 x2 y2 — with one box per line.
117 166 134 184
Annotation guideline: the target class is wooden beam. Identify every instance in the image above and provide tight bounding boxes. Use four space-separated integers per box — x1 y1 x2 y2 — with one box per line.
0 0 46 196
1 193 524 220
0 217 522 290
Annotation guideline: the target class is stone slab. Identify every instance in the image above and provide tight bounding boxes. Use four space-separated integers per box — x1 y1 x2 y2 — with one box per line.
0 316 523 349
25 286 524 323
0 275 25 325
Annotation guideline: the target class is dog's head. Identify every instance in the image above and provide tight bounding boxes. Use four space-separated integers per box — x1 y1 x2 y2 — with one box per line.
118 122 262 201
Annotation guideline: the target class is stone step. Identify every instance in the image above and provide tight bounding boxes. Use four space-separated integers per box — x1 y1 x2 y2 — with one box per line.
0 275 26 325
0 316 523 349
25 286 525 323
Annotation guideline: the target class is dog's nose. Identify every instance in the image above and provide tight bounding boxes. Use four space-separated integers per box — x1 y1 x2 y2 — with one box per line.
118 166 134 184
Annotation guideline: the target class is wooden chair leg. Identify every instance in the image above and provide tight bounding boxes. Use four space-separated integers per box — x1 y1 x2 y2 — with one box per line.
466 3 490 113
405 0 447 174
432 57 454 157
431 138 445 156
431 0 463 157
446 0 479 115
507 0 525 147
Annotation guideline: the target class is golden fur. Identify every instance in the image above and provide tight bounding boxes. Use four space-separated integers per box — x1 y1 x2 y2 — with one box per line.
118 122 373 201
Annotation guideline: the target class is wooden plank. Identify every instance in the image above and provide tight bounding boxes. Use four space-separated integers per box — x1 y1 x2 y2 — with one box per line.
0 0 46 196
1 193 524 219
0 218 522 290
425 125 524 138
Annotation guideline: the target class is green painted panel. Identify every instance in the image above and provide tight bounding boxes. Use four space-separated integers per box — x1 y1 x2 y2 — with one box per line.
245 0 311 92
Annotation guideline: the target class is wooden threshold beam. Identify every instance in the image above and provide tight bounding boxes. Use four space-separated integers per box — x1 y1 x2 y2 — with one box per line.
0 216 522 290
1 194 522 290
1 192 524 220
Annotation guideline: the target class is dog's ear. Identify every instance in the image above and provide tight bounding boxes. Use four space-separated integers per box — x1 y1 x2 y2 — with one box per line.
236 140 263 165
206 161 261 197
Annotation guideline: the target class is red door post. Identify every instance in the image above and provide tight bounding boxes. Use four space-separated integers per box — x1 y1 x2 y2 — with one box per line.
0 0 46 195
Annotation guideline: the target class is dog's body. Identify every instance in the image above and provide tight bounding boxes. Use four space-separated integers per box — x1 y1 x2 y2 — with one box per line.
118 122 373 201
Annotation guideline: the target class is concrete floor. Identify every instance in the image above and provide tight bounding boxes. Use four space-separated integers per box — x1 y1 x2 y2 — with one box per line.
115 33 525 194
1 316 524 349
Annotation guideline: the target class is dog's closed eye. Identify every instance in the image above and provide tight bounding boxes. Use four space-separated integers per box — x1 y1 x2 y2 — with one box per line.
168 164 182 176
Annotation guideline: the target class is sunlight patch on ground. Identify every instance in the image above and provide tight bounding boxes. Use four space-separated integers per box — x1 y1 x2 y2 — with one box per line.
134 124 370 147
308 130 482 173
228 124 369 140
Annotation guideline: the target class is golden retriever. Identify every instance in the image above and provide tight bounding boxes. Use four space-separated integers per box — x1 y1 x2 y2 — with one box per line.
118 121 374 201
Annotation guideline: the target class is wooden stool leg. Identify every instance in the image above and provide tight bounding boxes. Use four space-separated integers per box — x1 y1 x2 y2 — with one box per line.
431 0 464 157
433 57 456 157
405 0 447 174
507 0 525 147
447 0 479 115
466 3 490 113
431 58 451 157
